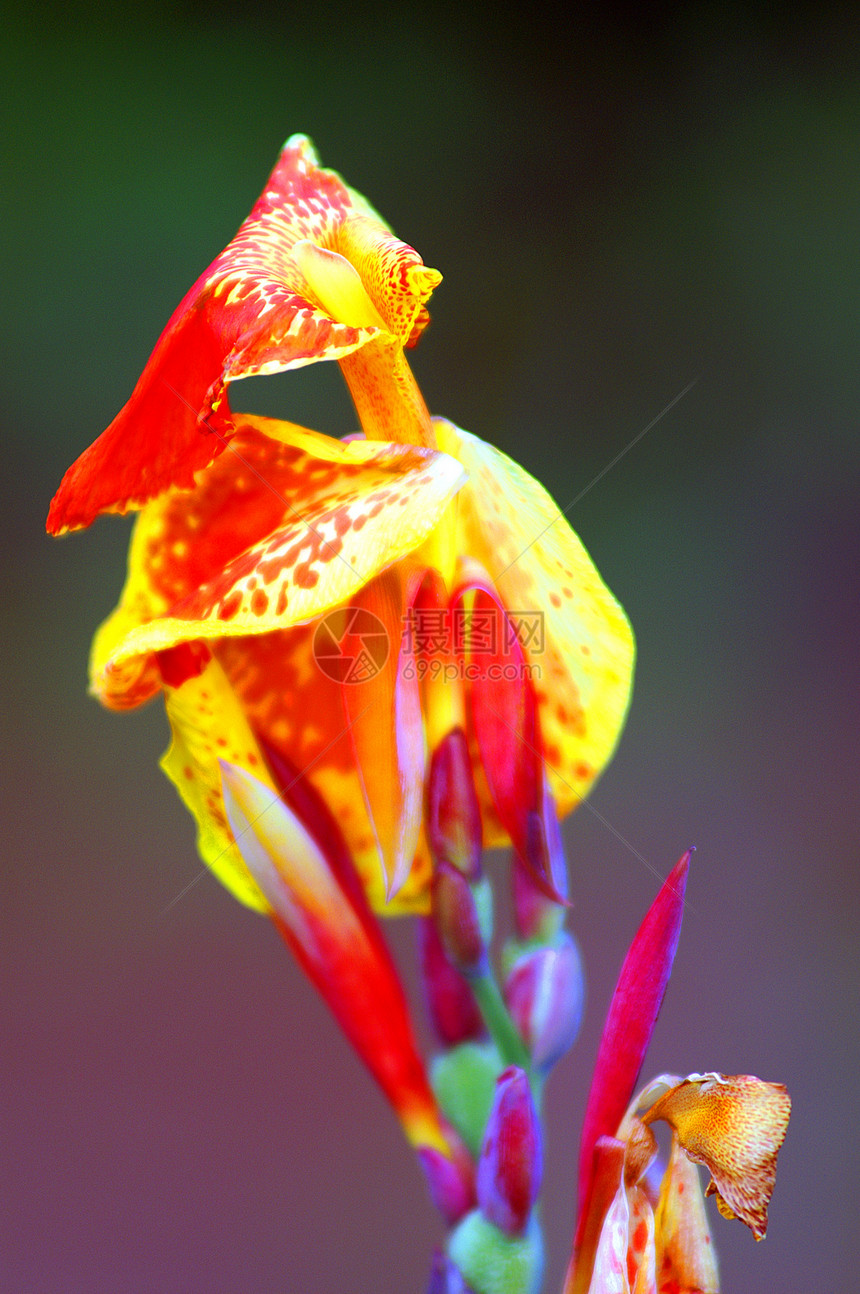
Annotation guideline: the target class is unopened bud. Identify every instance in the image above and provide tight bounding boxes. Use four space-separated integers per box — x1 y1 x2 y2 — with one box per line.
418 1141 476 1226
433 861 489 976
504 935 585 1072
512 850 566 943
449 1210 544 1294
426 1249 477 1294
418 917 484 1047
431 1041 503 1159
476 1067 542 1236
521 774 569 908
428 728 483 880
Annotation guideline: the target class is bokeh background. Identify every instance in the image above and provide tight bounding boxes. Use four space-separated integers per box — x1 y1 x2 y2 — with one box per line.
4 2 858 1290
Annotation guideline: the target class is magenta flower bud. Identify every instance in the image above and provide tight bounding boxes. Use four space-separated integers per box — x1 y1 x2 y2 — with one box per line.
427 728 483 881
476 1066 542 1236
433 860 488 976
418 917 485 1046
418 1142 477 1226
504 935 585 1072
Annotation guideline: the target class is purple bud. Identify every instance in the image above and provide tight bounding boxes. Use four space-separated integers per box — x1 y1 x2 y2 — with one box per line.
418 917 485 1046
520 773 569 911
433 861 487 976
476 1066 542 1236
427 728 483 881
418 1144 476 1226
504 935 585 1072
426 1249 476 1294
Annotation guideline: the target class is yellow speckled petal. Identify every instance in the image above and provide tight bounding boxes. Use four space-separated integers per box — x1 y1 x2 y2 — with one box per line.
160 653 275 911
93 416 465 692
644 1073 791 1241
434 418 634 816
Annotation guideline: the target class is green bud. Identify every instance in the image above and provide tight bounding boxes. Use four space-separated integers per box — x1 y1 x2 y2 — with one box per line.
431 1041 502 1158
448 1210 543 1294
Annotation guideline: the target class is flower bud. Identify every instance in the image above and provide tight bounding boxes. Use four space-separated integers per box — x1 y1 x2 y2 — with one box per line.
418 916 485 1047
448 1211 544 1294
418 1141 476 1226
476 1067 542 1236
427 727 483 881
426 1249 476 1294
512 853 566 944
504 935 585 1072
433 861 489 976
521 773 569 910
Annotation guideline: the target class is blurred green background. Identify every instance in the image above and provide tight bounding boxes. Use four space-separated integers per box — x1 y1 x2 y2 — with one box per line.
4 2 858 1290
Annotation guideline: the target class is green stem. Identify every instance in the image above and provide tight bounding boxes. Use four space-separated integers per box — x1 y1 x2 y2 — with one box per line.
470 969 532 1073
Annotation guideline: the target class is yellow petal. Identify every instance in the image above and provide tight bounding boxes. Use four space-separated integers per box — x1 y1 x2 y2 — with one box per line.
93 416 465 690
644 1073 791 1241
433 418 634 820
159 653 274 911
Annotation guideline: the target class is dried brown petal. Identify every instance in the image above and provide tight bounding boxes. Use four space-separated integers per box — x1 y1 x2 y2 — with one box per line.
644 1073 791 1241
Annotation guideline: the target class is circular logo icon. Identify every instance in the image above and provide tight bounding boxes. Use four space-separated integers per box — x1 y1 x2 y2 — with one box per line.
312 606 390 684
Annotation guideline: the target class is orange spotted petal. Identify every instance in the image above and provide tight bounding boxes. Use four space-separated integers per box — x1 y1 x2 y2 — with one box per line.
643 1074 791 1241
340 566 427 901
434 418 634 819
47 136 441 532
91 416 464 692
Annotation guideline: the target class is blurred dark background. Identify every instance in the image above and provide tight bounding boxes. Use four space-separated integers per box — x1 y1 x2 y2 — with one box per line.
3 2 858 1290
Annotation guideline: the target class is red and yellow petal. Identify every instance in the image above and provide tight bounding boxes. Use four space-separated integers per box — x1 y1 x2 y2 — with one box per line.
159 653 274 911
219 759 449 1151
47 136 441 533
92 416 464 696
434 418 634 817
217 622 432 915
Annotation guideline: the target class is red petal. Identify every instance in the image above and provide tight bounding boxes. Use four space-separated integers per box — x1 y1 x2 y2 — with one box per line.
453 564 564 903
47 308 232 533
47 137 413 533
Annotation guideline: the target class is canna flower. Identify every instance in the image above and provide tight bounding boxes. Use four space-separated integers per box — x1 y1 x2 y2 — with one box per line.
566 851 791 1293
47 136 634 913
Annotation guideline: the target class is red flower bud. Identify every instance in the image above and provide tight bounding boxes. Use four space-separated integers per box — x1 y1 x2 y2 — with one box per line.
432 861 488 976
418 916 485 1046
427 728 483 881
